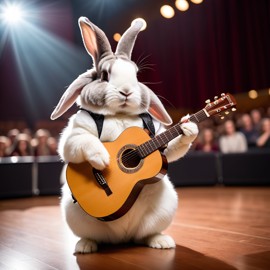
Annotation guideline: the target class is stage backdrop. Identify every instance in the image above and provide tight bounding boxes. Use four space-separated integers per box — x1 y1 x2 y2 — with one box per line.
0 0 269 125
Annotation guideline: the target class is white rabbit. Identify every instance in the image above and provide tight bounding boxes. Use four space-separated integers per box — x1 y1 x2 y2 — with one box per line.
51 17 198 253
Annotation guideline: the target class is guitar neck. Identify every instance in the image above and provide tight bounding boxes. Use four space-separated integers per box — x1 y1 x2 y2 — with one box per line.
137 109 208 158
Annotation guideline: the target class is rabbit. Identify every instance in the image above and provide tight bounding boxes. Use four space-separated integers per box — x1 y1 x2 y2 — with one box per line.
51 17 198 254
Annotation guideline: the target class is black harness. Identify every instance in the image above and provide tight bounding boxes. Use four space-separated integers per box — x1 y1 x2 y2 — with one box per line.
79 109 155 138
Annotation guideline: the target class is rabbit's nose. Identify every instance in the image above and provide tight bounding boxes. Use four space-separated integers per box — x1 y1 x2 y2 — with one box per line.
119 90 132 97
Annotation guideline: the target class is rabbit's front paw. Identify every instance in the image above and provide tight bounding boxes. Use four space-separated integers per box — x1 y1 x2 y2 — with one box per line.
75 238 98 254
146 234 176 249
85 147 110 170
180 120 198 145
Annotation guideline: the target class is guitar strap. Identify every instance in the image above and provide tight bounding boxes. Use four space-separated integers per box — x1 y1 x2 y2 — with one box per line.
79 108 104 138
79 109 155 138
139 113 155 138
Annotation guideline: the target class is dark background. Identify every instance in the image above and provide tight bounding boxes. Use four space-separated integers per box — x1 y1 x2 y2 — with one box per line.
0 0 269 126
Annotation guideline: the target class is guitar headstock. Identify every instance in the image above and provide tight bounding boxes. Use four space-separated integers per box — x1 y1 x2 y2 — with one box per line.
204 93 237 119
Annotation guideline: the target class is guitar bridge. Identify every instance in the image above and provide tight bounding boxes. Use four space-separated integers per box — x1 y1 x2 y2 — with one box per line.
93 169 113 196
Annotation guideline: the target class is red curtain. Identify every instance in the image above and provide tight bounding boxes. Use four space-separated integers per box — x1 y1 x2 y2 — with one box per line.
133 0 270 110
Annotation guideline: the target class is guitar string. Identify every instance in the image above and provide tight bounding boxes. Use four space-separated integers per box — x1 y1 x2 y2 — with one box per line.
118 111 208 164
117 149 141 164
118 126 181 164
117 121 189 164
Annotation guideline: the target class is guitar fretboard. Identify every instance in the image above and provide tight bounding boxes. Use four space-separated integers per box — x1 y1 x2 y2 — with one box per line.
137 109 207 158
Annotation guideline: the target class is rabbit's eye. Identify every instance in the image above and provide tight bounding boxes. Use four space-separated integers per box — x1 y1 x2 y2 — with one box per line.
100 71 109 82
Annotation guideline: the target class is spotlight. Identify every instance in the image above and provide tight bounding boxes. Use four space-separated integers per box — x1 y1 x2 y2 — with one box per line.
0 2 25 25
175 0 189 12
160 5 175 19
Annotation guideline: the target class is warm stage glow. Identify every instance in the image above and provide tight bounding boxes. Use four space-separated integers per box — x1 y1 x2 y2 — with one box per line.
160 5 175 19
175 0 190 12
113 33 121 42
191 0 204 4
248 90 258 99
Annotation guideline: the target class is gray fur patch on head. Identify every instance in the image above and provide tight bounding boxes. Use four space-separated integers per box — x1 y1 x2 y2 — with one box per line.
98 55 116 74
80 81 107 108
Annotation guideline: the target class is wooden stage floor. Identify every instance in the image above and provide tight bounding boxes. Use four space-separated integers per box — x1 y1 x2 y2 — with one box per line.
0 187 269 270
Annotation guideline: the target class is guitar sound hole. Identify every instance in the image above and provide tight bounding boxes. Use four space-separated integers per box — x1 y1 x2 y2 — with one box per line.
121 149 141 169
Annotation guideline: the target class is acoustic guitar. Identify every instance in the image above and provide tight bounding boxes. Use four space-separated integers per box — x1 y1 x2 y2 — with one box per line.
67 93 236 221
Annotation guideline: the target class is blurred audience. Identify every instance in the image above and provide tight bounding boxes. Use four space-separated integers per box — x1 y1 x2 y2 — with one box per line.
219 120 248 153
8 133 33 156
0 108 269 159
0 128 58 158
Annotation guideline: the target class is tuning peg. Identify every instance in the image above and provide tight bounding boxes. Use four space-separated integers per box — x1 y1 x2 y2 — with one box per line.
214 96 218 100
220 116 225 120
231 108 237 111
205 99 211 104
221 93 225 96
225 111 229 115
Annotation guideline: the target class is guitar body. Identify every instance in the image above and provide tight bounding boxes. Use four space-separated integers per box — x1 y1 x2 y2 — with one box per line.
66 126 167 221
66 93 237 222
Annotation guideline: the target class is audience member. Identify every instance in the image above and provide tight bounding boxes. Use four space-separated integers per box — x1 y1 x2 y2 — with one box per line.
250 109 262 132
47 137 58 155
266 107 270 118
7 129 19 144
33 129 51 156
238 113 259 148
194 128 219 152
256 118 270 148
219 120 248 153
0 136 10 157
9 133 33 156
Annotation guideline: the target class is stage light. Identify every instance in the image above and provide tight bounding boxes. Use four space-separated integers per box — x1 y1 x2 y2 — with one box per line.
0 2 89 118
191 0 204 4
113 33 121 42
175 0 190 12
0 2 25 25
160 5 175 19
248 90 258 99
131 18 147 31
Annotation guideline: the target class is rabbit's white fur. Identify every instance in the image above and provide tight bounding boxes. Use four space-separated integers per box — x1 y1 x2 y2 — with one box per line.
59 110 197 253
52 17 198 253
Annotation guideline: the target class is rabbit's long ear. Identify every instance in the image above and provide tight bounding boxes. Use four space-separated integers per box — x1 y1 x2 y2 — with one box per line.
115 19 144 59
50 71 94 120
148 90 172 126
79 17 113 67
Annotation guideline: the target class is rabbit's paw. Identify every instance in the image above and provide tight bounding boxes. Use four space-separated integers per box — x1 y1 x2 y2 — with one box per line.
145 234 176 249
75 238 98 254
86 148 110 171
180 119 198 145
